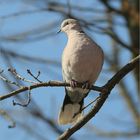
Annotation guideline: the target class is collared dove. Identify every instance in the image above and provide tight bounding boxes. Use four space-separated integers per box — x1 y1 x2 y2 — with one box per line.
58 19 104 125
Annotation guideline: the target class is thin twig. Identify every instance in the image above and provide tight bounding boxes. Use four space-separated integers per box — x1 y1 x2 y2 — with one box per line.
0 110 16 128
82 96 100 111
0 69 4 74
73 96 100 118
67 0 71 16
13 87 32 107
27 69 42 83
0 71 21 87
8 68 37 84
0 48 60 67
36 71 41 79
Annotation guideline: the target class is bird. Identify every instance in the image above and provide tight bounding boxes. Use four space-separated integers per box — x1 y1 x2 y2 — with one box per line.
58 19 104 125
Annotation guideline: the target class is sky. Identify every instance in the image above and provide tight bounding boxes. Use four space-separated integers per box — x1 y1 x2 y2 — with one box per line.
0 0 139 140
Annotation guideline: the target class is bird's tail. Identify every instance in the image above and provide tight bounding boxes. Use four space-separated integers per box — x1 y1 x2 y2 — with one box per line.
58 92 83 125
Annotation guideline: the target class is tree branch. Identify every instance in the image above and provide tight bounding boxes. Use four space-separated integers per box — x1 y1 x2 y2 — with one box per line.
0 81 102 101
0 55 139 139
58 55 140 140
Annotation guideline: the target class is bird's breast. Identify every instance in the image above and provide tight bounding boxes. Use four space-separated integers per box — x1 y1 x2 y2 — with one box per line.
62 40 103 84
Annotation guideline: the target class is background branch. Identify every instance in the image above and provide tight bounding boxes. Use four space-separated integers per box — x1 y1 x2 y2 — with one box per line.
0 1 139 140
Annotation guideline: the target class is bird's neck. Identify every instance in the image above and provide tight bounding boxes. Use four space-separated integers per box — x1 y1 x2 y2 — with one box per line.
66 30 84 37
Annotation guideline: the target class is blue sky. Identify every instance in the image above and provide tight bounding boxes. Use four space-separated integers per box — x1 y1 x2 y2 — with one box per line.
0 0 139 140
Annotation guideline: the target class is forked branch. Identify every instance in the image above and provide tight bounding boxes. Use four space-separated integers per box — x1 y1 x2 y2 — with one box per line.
58 55 139 140
0 55 139 140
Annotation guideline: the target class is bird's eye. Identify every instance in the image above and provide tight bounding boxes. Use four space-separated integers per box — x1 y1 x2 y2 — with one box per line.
64 22 69 27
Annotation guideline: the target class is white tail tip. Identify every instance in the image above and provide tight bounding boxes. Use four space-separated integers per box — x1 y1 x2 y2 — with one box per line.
58 103 83 125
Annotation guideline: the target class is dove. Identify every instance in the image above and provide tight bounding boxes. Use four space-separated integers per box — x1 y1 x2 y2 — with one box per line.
58 19 104 125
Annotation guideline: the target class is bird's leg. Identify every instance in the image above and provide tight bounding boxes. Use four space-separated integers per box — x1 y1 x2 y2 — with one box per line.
70 80 91 89
70 79 79 88
82 81 91 89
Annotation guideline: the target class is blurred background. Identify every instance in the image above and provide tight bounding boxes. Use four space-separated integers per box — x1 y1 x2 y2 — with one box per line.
0 0 139 140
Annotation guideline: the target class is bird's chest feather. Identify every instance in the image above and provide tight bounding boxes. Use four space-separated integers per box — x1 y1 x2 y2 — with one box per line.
62 39 95 82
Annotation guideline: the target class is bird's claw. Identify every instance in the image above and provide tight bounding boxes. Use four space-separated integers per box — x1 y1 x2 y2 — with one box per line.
70 79 79 88
82 81 91 89
70 80 91 89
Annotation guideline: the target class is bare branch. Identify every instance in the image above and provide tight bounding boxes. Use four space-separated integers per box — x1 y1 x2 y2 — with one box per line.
0 70 21 87
8 68 37 84
0 55 139 103
27 69 42 83
58 55 140 140
0 110 16 128
81 96 100 112
0 55 139 139
100 0 123 14
0 48 60 67
90 126 140 137
12 87 31 107
74 96 100 118
0 81 102 101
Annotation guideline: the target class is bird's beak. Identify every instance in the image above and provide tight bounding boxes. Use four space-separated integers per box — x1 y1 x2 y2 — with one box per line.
57 29 61 34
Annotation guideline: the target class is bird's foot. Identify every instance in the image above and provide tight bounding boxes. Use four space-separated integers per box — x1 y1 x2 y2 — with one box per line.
70 80 91 89
70 79 79 88
82 81 91 89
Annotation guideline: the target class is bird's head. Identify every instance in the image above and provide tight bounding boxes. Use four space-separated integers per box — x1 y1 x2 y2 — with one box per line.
58 19 82 34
